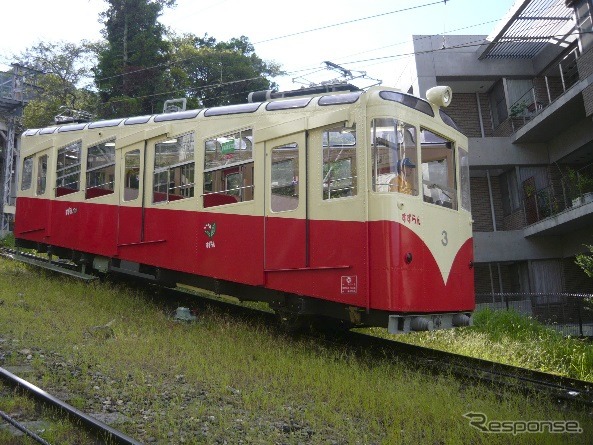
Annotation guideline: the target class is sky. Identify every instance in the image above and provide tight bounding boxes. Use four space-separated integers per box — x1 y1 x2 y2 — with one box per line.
0 0 518 94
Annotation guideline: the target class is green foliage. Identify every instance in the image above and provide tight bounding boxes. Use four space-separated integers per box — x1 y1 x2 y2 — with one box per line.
567 168 593 199
575 244 593 278
472 307 562 342
95 0 177 116
392 308 593 381
509 100 527 117
12 1 282 123
14 41 98 127
167 34 282 107
0 231 14 247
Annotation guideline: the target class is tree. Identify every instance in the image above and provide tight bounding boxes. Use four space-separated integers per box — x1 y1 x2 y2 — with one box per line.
575 245 593 279
95 0 176 117
13 41 98 128
167 34 282 108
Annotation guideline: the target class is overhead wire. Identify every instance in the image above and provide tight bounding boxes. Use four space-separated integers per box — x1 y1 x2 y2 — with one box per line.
93 0 448 85
251 0 448 45
97 28 582 108
8 1 573 107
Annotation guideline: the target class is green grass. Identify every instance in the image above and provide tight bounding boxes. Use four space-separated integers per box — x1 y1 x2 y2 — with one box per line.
384 308 593 382
0 257 591 444
0 232 15 247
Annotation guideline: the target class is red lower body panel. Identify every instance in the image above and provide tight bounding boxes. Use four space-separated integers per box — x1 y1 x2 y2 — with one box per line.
15 197 474 314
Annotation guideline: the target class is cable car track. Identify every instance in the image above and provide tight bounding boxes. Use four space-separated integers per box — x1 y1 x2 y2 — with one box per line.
158 283 593 408
2 246 592 411
0 366 142 445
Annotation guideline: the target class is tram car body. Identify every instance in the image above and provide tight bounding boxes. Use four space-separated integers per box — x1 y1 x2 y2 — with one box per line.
14 84 474 333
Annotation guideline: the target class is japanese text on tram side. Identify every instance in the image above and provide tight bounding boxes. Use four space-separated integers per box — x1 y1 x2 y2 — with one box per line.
401 213 420 225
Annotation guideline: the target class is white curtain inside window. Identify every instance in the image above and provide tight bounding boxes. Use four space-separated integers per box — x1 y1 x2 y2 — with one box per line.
530 259 563 301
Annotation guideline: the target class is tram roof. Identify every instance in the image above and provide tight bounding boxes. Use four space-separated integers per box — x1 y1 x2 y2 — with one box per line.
23 85 461 138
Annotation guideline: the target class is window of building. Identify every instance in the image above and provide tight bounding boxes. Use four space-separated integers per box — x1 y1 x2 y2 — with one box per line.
323 126 357 199
500 169 520 216
37 155 48 195
489 79 508 127
21 156 34 191
203 128 253 208
420 128 457 209
86 139 116 199
56 140 82 197
124 150 140 201
153 132 195 203
506 79 535 116
459 147 471 212
271 144 299 212
371 118 418 196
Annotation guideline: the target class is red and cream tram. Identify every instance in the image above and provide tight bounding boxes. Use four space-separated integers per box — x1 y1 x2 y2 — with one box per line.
14 84 474 333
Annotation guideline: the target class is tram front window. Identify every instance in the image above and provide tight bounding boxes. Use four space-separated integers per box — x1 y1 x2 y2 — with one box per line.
371 118 418 195
420 128 457 209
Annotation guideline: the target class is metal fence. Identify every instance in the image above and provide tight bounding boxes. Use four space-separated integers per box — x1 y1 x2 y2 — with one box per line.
475 293 593 337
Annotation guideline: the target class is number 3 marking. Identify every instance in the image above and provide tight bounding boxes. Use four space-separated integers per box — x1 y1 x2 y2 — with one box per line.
441 230 448 246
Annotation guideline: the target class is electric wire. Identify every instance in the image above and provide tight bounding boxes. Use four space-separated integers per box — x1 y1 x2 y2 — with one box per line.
5 1 577 109
92 28 582 108
93 0 448 84
95 4 569 96
252 0 448 45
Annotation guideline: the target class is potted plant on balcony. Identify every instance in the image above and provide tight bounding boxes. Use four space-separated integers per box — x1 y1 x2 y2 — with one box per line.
510 101 528 118
567 168 593 206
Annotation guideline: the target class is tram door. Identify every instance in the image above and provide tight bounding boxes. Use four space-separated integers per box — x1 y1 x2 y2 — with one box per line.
117 143 145 245
264 133 308 270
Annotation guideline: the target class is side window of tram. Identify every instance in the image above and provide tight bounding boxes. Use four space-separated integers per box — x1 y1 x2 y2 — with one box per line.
21 156 34 191
420 128 458 210
271 143 299 212
55 140 82 197
124 149 140 201
86 139 116 199
37 155 48 195
153 132 195 203
322 126 357 199
371 118 418 195
203 128 254 208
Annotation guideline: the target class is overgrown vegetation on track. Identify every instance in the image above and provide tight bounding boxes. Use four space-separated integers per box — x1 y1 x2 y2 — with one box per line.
381 308 593 382
0 257 591 444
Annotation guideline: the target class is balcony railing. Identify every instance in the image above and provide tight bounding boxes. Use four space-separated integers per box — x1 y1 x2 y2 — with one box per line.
495 47 582 136
502 164 593 231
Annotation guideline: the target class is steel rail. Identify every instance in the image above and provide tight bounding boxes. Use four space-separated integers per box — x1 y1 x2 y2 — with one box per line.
0 408 52 445
342 332 593 406
0 367 143 445
0 247 96 280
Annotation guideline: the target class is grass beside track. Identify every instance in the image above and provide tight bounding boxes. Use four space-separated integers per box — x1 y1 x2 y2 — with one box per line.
0 257 591 444
369 307 593 383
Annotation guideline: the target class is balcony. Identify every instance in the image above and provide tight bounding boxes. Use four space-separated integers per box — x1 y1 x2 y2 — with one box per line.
495 47 589 143
504 164 593 236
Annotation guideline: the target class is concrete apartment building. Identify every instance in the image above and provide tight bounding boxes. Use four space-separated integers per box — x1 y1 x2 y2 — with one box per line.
406 0 593 297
